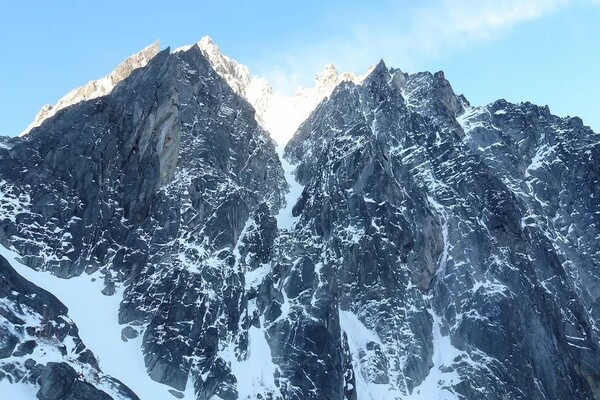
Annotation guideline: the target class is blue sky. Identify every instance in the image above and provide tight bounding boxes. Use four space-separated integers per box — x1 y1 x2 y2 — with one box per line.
1 0 599 134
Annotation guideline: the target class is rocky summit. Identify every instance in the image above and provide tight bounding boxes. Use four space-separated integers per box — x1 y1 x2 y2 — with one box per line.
0 39 599 400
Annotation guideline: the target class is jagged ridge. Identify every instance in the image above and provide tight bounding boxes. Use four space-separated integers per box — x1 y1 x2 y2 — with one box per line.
0 38 599 400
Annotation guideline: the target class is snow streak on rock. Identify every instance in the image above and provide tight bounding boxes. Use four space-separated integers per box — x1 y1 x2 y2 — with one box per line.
1 36 600 400
181 36 368 144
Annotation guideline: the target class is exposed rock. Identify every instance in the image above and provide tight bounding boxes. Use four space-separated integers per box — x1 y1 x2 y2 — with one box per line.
12 340 37 357
121 326 139 342
1 42 285 399
0 37 599 400
37 362 115 400
169 389 185 398
37 362 78 400
0 325 18 358
20 41 161 137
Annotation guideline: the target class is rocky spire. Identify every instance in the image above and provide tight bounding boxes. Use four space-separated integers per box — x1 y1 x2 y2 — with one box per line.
19 41 161 137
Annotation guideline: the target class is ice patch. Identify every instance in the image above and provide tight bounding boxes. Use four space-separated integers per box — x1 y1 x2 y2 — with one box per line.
525 144 553 178
245 263 271 290
340 310 381 347
456 106 487 134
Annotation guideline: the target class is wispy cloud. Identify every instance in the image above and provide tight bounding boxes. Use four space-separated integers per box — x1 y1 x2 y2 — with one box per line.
258 0 572 93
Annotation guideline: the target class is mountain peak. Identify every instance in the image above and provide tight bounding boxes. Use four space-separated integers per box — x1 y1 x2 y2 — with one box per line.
3 34 600 400
18 37 368 145
366 59 388 79
144 39 161 55
198 35 219 54
19 40 161 137
172 39 367 144
316 64 338 81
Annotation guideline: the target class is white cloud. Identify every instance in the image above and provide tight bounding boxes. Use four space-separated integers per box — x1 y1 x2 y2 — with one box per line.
257 0 571 94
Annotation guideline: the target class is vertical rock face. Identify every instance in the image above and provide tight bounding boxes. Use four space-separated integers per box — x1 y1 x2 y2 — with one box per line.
277 61 600 399
278 63 445 398
1 40 600 400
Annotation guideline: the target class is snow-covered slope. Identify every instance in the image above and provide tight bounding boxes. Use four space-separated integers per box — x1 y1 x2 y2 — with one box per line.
263 64 366 143
20 35 364 144
0 244 195 400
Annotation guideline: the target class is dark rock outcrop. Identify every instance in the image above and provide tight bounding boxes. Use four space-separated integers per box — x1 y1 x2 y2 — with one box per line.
0 41 599 400
273 61 600 399
37 362 120 400
0 43 285 399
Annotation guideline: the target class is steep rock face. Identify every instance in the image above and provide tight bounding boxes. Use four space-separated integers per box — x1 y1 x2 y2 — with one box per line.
274 61 600 399
193 36 273 128
19 41 161 137
0 44 286 399
1 37 600 400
